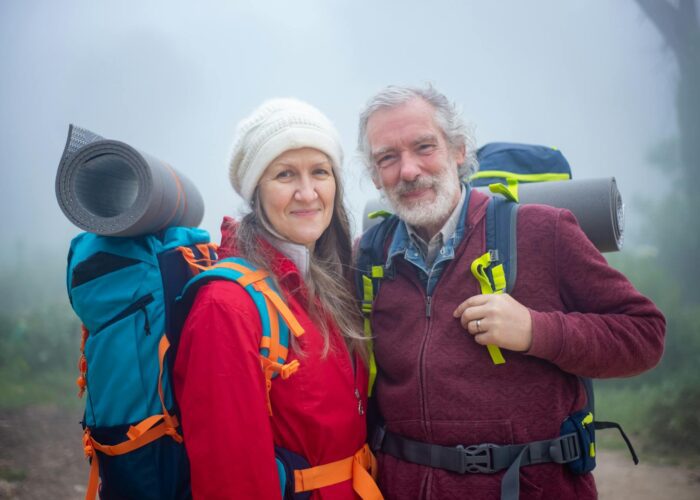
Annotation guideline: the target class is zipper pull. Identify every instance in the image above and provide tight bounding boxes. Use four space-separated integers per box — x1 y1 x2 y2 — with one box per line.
142 307 151 335
355 388 364 415
425 296 432 318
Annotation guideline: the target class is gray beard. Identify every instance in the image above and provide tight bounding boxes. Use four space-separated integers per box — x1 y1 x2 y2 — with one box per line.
383 167 461 231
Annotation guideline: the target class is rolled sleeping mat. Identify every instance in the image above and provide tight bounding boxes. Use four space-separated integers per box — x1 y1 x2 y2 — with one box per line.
55 124 204 236
362 177 624 252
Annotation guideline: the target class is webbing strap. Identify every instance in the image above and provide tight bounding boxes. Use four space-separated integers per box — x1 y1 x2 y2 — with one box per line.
380 429 580 500
157 335 182 434
253 280 305 338
294 444 382 499
469 253 506 364
470 170 570 183
83 415 183 499
489 179 519 203
362 275 378 396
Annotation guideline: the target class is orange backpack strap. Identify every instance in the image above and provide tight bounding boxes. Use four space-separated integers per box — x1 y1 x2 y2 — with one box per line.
293 444 382 499
178 257 305 415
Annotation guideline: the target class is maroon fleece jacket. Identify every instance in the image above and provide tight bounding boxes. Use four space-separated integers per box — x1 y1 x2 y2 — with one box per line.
371 190 665 499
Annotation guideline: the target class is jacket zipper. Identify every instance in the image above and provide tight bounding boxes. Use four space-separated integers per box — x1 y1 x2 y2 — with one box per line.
93 294 154 335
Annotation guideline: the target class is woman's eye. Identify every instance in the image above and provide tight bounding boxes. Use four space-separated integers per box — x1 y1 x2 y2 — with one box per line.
313 167 332 177
275 169 294 180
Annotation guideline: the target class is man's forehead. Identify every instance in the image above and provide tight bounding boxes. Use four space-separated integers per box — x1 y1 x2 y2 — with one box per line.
367 100 440 146
370 134 440 156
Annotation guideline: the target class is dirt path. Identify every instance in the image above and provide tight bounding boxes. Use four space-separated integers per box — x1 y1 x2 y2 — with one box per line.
1 405 698 499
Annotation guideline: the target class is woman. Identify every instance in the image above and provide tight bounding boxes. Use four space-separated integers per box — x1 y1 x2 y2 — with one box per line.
173 98 381 499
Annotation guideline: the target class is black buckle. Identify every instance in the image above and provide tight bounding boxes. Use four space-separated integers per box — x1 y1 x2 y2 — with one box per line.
456 443 498 474
549 433 581 464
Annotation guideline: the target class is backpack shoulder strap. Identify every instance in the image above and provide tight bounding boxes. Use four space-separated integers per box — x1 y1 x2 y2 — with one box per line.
470 196 519 365
355 214 399 396
177 256 305 415
485 195 519 294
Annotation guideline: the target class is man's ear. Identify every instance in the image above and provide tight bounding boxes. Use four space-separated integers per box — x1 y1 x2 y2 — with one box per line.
371 171 382 189
453 144 466 166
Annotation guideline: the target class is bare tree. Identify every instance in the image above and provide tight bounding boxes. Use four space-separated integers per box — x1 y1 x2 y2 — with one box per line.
635 0 699 192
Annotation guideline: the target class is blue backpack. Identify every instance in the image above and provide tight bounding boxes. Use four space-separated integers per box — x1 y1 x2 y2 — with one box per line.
358 143 638 500
67 227 305 500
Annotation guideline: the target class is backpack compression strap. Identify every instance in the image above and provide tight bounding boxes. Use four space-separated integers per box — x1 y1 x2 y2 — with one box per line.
469 195 519 365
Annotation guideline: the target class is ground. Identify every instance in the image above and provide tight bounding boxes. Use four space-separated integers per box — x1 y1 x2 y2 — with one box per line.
1 405 698 499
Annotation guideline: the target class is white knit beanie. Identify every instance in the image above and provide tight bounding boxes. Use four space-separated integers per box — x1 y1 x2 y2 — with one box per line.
229 98 344 204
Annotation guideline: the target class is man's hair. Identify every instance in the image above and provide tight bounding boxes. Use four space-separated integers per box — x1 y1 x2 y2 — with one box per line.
357 84 478 180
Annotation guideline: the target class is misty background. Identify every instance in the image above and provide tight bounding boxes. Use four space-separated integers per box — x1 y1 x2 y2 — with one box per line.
1 0 676 263
2 1 700 496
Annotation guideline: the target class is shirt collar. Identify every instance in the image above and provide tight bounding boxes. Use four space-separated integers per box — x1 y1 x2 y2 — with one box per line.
386 182 471 269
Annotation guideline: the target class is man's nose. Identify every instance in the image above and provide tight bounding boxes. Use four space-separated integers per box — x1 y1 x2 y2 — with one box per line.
398 153 421 182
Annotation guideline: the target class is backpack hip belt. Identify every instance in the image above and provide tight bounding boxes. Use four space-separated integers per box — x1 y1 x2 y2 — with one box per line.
377 428 581 500
293 444 382 500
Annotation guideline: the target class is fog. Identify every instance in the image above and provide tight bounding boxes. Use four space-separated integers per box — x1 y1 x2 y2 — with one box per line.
1 0 676 261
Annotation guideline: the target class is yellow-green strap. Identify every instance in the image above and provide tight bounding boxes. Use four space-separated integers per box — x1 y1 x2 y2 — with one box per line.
469 170 570 183
469 252 506 365
368 210 393 220
488 179 519 203
362 274 378 396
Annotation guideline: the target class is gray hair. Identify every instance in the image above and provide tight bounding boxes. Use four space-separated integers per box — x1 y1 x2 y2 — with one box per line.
357 84 478 180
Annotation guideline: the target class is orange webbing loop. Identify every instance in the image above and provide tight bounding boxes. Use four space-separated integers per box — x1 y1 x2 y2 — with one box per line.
157 335 181 435
82 430 100 500
259 337 289 361
260 357 301 415
195 243 218 265
293 444 382 499
213 261 269 287
177 246 213 274
77 325 89 398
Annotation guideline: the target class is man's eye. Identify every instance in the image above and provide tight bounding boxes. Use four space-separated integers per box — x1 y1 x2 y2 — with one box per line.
376 155 397 169
418 143 437 154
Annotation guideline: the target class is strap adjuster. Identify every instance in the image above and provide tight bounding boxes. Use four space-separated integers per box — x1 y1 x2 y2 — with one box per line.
456 443 498 474
548 433 580 464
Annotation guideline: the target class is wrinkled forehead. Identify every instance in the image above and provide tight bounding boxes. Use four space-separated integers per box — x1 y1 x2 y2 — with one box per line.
366 99 443 152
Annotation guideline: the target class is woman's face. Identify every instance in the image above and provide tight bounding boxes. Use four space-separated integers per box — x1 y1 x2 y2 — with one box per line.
258 147 336 249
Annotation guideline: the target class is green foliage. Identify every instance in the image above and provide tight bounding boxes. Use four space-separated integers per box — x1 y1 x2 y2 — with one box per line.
647 380 700 457
0 302 81 408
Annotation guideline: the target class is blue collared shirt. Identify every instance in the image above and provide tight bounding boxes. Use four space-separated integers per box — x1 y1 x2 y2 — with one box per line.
385 183 472 296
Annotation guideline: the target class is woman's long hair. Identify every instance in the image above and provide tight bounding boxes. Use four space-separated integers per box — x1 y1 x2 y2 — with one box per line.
234 169 367 361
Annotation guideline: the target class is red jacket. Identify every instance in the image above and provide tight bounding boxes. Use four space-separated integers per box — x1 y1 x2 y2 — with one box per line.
174 218 368 499
370 190 665 499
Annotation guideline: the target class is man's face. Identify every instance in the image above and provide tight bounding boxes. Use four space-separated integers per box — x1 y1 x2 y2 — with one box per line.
366 98 465 231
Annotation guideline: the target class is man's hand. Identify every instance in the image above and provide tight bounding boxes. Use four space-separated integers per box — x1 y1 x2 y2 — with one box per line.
452 294 533 352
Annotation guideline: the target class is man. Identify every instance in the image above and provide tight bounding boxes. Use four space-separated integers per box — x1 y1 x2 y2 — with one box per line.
355 84 665 499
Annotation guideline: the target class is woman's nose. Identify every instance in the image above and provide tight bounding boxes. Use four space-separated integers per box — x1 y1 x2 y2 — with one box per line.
294 176 318 202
